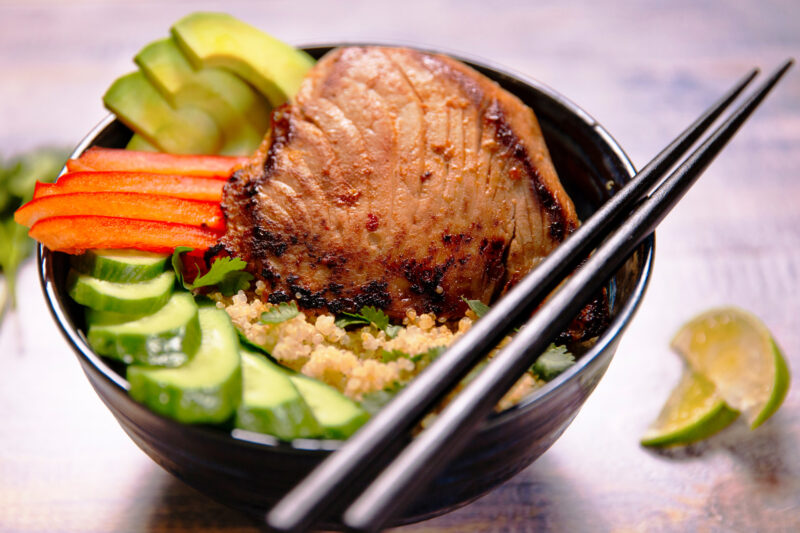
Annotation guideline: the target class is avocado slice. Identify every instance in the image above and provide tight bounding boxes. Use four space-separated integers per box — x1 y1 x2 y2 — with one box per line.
104 71 222 155
171 12 315 107
135 38 269 155
136 38 271 132
126 134 158 151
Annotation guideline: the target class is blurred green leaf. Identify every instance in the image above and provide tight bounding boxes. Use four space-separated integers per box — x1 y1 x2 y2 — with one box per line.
0 274 7 322
0 217 32 307
6 148 68 201
0 146 69 317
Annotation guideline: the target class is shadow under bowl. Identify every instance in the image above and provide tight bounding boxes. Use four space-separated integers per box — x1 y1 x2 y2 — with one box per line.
38 45 654 529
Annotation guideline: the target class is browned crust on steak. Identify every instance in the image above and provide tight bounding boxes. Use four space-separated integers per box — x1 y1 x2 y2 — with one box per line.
221 46 580 320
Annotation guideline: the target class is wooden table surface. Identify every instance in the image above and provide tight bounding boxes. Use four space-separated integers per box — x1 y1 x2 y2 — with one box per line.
2 1 798 531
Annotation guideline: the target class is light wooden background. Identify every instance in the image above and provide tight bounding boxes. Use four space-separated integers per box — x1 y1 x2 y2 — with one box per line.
1 0 798 531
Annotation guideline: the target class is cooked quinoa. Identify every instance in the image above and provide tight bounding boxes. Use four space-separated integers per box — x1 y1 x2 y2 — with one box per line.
214 281 543 411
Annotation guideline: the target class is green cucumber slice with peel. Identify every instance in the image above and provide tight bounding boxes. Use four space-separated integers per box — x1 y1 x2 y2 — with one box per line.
72 249 169 282
289 374 370 439
86 291 200 367
127 307 242 424
236 349 322 440
68 269 174 314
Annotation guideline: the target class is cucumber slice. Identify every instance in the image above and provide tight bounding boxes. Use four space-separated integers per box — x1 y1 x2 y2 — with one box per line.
127 307 242 424
236 349 323 440
68 269 174 314
72 249 169 282
87 291 200 367
289 374 370 439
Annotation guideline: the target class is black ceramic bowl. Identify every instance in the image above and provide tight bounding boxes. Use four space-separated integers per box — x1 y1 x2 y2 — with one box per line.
39 45 654 529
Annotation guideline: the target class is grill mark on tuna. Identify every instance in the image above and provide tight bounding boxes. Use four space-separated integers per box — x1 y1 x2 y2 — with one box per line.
296 103 342 236
203 243 226 266
262 106 293 177
285 275 330 309
383 50 428 235
399 256 454 314
484 100 573 241
496 202 517 299
419 52 485 108
268 290 292 304
252 225 288 257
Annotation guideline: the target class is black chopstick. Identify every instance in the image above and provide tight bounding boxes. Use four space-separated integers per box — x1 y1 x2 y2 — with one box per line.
265 63 781 533
341 59 793 532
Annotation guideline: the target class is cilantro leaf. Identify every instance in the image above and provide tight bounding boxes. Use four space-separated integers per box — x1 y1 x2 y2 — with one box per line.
385 324 403 339
334 313 371 329
260 301 300 324
192 256 249 288
411 345 446 363
334 306 400 338
361 306 390 331
171 248 253 296
360 383 402 415
379 344 446 365
461 297 490 318
531 344 575 381
379 349 408 363
171 246 194 288
216 269 255 296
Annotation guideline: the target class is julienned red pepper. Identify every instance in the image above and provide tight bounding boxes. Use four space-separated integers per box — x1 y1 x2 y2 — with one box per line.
15 191 225 231
34 171 224 202
29 216 221 254
67 147 248 179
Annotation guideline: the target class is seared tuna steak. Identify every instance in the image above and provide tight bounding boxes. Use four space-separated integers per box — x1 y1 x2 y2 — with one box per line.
221 46 579 319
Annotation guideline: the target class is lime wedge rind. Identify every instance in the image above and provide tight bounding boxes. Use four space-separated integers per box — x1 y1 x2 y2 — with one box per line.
641 399 739 447
640 370 740 447
750 339 790 429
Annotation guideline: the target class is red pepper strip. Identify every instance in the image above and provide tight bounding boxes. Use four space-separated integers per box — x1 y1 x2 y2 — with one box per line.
67 147 248 179
64 160 93 172
15 191 224 231
29 216 221 254
34 171 224 202
180 251 212 284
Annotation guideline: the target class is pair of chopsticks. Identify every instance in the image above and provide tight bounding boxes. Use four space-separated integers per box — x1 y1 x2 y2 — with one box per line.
267 59 794 533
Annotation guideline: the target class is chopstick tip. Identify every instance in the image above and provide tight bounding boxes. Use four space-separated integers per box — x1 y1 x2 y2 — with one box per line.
766 59 794 84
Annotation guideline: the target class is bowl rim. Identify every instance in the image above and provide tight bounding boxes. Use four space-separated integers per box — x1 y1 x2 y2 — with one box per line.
37 43 654 453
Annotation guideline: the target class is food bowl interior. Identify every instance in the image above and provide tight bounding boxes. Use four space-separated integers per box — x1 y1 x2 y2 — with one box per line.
38 44 653 526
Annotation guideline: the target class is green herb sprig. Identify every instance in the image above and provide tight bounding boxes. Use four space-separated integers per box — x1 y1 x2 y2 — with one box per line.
260 301 300 324
335 306 402 338
531 344 575 381
0 147 69 318
172 247 253 296
461 297 490 318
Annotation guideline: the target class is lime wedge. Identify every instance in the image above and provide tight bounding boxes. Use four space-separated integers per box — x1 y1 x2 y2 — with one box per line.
671 307 790 429
641 370 739 447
